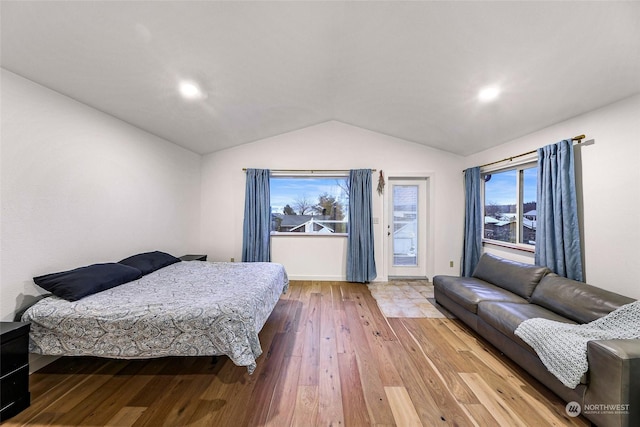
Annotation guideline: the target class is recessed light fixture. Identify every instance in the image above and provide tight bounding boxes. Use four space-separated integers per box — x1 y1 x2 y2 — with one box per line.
478 86 500 102
179 80 205 100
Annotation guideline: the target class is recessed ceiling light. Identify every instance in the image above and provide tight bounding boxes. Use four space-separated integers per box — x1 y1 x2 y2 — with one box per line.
179 80 205 100
478 86 500 102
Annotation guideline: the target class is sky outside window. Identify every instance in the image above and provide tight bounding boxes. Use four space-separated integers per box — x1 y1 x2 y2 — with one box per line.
485 170 517 207
270 177 348 214
523 168 537 206
484 168 537 207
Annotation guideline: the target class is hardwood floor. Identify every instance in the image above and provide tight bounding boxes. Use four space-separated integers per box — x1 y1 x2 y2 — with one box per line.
4 281 589 426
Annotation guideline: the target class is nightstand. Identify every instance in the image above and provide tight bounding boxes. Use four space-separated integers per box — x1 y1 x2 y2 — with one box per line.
179 254 207 261
1 322 31 421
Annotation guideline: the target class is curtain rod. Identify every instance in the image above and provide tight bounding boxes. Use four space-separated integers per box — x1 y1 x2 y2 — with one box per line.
474 134 588 170
242 168 376 173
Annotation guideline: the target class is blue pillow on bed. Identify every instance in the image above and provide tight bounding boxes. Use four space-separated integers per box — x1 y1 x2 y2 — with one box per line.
118 251 181 275
33 263 143 301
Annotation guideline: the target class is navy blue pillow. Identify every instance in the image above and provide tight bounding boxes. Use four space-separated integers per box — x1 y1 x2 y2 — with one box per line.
33 263 142 301
118 251 180 275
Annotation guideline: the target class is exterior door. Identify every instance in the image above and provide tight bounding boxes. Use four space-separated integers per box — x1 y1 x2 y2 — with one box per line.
387 178 428 278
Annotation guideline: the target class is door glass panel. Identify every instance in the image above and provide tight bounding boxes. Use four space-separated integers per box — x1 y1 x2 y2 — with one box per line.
392 185 418 266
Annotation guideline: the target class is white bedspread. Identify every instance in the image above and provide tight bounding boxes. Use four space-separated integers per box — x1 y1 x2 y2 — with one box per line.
22 261 289 374
515 301 640 388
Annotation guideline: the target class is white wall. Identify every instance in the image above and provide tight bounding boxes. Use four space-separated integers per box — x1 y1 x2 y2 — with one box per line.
464 94 640 299
5 65 635 318
200 121 464 281
0 69 202 321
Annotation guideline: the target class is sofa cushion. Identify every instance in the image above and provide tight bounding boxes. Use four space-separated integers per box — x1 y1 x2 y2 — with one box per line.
433 275 527 314
530 274 635 324
472 253 551 299
478 301 577 354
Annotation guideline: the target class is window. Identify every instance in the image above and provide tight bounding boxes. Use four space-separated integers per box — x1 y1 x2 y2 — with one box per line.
483 164 537 246
270 175 349 235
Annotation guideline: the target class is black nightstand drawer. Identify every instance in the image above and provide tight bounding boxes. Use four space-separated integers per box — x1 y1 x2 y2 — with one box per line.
179 254 207 261
0 322 31 421
1 365 29 410
1 333 29 377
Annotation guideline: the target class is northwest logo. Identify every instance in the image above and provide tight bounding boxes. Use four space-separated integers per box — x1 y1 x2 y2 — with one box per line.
566 401 582 417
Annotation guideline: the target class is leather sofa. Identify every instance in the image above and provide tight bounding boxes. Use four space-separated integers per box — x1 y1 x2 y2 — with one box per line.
433 253 639 427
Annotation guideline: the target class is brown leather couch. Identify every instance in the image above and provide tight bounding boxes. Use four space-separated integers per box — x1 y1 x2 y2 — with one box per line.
434 253 639 427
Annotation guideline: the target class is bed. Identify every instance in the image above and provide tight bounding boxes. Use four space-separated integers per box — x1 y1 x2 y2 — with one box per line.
21 260 289 374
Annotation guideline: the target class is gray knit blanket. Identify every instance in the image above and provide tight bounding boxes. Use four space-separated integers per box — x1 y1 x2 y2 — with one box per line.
514 301 640 388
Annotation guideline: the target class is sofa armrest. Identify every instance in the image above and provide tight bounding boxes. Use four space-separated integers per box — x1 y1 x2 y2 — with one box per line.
584 339 640 427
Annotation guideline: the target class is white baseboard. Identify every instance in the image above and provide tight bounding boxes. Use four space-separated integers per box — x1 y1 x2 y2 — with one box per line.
287 275 388 282
287 275 345 281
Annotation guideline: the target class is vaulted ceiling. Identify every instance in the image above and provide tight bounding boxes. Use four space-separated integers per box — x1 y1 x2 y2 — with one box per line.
2 1 639 156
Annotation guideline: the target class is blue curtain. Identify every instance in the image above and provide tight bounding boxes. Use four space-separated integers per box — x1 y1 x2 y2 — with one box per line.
462 167 482 276
346 169 377 283
242 169 271 262
535 140 583 281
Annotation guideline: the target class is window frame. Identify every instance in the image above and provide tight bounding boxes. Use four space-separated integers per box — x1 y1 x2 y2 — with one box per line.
269 172 350 237
481 161 537 252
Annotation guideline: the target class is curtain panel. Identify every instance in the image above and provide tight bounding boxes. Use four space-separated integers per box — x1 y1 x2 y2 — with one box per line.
242 169 271 262
346 169 377 283
462 167 482 276
535 140 583 281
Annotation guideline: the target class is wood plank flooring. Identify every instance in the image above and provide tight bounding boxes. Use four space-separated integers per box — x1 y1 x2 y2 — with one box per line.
4 280 589 426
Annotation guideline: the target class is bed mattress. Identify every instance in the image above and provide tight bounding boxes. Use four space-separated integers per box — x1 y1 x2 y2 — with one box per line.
22 261 289 373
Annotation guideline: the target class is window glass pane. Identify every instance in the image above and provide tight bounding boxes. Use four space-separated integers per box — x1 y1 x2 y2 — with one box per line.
392 185 418 266
483 170 516 243
270 176 349 234
521 167 537 245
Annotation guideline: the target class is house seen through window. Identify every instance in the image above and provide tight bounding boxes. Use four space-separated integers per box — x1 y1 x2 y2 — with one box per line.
483 165 537 246
270 175 349 235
